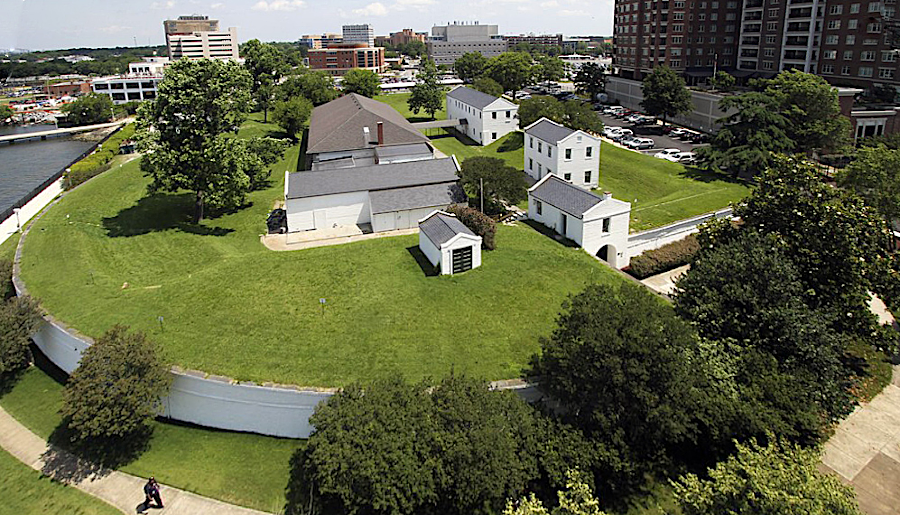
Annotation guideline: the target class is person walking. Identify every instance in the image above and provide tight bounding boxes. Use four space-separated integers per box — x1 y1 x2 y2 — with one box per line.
143 477 164 509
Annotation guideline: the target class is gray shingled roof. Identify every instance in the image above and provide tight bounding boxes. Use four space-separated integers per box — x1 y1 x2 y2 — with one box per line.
447 86 503 110
306 93 429 154
286 158 459 199
370 183 466 214
419 212 477 247
525 118 576 144
530 175 603 219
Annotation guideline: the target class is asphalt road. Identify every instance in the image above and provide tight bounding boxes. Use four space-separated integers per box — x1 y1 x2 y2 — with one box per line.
597 112 703 153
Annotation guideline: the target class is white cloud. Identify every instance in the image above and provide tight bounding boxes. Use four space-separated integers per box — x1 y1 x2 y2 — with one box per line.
540 0 559 6
210 2 223 7
99 25 132 34
559 8 590 16
251 0 304 11
150 0 175 9
390 0 434 11
352 2 389 16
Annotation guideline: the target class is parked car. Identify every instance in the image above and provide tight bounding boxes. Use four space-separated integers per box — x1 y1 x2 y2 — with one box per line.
688 132 710 143
615 109 635 119
678 129 700 140
654 148 683 160
603 105 624 114
610 129 634 141
625 137 655 150
625 113 644 124
619 135 637 147
675 152 697 164
266 209 287 234
669 127 688 138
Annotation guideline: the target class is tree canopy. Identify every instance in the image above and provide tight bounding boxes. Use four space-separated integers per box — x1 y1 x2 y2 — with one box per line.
640 66 692 126
674 438 862 515
61 326 170 441
518 96 603 134
341 68 381 98
837 145 900 227
486 52 535 97
0 296 43 377
458 156 528 213
454 52 489 83
62 93 113 126
408 59 445 120
137 58 284 222
767 70 850 155
272 96 313 141
472 77 504 97
573 63 607 102
277 69 338 106
533 56 566 84
504 470 609 515
242 39 287 122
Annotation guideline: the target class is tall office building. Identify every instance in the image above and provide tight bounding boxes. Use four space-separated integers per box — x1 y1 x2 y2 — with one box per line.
163 15 239 61
612 0 899 90
343 24 376 47
427 22 508 66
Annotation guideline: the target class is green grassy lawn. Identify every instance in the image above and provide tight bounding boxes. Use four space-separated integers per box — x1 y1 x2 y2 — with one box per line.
0 367 301 512
375 92 446 123
19 116 623 387
0 235 17 261
598 145 752 233
0 446 122 515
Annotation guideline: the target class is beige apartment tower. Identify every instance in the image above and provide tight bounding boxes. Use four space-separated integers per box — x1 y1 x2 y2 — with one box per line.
164 15 239 61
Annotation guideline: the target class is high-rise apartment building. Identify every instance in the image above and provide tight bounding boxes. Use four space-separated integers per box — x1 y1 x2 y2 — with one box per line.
163 15 239 61
613 0 899 90
427 22 508 66
343 24 376 47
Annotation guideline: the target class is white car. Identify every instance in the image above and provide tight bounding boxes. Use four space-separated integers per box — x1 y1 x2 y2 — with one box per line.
609 129 633 141
675 152 697 164
603 106 625 115
625 137 655 150
625 114 644 123
654 148 683 160
669 128 689 138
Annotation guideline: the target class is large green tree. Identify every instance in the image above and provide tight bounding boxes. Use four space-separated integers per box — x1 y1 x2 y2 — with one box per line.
767 69 850 155
537 282 709 467
0 296 43 377
272 96 313 141
472 77 504 97
408 59 445 120
486 52 535 99
61 326 170 441
287 375 598 515
454 52 489 83
674 438 863 515
242 39 287 122
699 92 793 176
533 56 566 84
62 93 114 126
137 59 283 222
278 69 338 106
640 65 692 126
573 63 606 102
837 145 900 228
458 156 528 213
504 470 609 515
341 68 381 98
518 96 603 134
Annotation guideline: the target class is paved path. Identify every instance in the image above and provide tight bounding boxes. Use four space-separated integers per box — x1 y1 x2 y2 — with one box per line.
0 121 125 144
0 406 272 515
822 366 900 515
639 264 690 297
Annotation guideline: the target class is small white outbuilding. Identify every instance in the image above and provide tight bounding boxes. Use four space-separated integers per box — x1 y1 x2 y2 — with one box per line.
418 210 483 275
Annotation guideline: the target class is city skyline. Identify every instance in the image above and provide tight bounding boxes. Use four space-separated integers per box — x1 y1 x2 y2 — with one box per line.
1 0 612 52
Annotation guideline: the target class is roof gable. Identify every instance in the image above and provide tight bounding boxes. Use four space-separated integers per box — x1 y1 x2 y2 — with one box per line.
286 157 460 199
447 86 507 110
529 175 603 219
419 210 479 247
524 117 577 144
306 93 429 154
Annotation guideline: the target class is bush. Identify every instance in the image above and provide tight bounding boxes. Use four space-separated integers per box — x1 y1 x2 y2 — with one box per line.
447 205 497 250
61 325 170 441
0 295 43 377
0 260 13 301
627 235 699 279
64 124 135 189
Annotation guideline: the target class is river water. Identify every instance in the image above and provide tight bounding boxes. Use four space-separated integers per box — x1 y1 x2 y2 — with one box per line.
0 125 96 217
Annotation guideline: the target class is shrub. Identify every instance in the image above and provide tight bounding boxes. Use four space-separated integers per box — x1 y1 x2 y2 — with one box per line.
0 260 13 301
61 325 170 441
448 205 497 250
0 295 43 377
627 235 699 279
64 124 135 189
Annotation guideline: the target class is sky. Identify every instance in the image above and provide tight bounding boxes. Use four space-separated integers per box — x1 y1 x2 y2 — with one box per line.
0 0 614 52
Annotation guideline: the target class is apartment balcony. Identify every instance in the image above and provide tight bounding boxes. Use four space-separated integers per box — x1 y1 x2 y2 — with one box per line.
744 12 763 21
746 0 764 8
786 22 811 32
785 36 809 45
743 23 762 33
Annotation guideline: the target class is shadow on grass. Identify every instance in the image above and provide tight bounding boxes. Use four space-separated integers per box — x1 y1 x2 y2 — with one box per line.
677 166 751 186
497 132 524 153
519 220 579 248
406 246 440 277
101 193 234 238
42 423 152 482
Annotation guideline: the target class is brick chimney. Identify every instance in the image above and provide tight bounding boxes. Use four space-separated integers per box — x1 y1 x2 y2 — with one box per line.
376 121 384 146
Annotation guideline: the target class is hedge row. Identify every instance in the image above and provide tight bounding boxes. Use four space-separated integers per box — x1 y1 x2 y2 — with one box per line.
64 123 135 190
628 234 700 279
447 205 497 250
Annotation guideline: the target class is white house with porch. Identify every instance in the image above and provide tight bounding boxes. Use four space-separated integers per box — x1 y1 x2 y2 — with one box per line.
418 210 482 275
528 175 631 268
524 117 600 189
446 86 519 146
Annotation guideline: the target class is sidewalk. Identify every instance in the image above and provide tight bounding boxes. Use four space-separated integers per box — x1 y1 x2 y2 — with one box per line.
821 367 900 515
0 406 271 515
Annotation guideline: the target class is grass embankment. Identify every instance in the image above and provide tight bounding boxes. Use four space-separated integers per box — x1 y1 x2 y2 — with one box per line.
0 367 301 512
0 446 122 515
19 114 622 387
598 145 752 232
374 91 447 122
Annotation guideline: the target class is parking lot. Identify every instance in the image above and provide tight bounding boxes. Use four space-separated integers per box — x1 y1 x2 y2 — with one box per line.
597 112 707 154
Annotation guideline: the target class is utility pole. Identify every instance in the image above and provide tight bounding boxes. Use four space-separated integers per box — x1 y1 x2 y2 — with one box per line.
480 177 484 213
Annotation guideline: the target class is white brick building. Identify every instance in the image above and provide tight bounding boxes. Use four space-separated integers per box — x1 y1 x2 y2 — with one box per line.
446 86 518 146
524 117 600 189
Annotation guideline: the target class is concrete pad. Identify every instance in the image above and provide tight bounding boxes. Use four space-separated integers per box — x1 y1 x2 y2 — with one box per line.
639 264 690 296
839 416 897 452
851 453 900 515
882 441 900 463
822 441 872 481
853 486 897 515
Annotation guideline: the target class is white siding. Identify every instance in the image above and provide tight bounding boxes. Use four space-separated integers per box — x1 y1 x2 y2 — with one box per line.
525 132 600 189
419 231 442 267
439 234 482 274
372 206 444 233
285 191 370 232
582 211 631 268
528 193 584 246
446 96 518 146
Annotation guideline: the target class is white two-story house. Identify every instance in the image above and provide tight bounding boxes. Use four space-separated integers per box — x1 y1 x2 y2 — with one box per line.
523 117 600 189
446 86 518 146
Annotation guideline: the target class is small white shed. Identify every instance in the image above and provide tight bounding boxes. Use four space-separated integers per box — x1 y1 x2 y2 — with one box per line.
418 211 483 275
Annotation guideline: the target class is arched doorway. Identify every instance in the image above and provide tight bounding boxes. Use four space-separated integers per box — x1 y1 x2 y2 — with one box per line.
597 244 616 267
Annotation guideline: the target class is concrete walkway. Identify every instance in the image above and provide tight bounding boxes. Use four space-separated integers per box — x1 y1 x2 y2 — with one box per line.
0 406 271 515
262 226 419 251
821 367 900 515
639 264 690 296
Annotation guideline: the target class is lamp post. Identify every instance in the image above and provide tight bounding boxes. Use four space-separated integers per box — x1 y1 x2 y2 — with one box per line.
13 208 21 231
